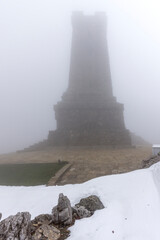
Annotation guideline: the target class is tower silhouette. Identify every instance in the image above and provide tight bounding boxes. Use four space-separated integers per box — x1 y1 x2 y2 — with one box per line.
48 12 131 146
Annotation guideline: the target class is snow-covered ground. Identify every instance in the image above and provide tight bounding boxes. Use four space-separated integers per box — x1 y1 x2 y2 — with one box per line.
1 163 160 240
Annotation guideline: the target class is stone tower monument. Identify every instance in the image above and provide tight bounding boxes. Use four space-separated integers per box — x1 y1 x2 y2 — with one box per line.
48 12 131 146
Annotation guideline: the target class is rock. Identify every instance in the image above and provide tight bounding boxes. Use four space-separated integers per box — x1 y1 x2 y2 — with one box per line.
75 195 104 214
32 214 52 225
52 193 72 226
32 224 60 240
0 214 2 221
72 206 91 219
0 212 31 240
142 155 160 168
31 214 53 234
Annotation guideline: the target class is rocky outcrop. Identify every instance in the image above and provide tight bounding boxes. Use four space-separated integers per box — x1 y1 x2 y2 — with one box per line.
0 212 31 240
31 214 61 240
31 214 53 235
142 155 160 168
52 193 72 226
75 195 104 214
32 224 60 240
31 214 52 226
0 194 104 239
72 206 91 219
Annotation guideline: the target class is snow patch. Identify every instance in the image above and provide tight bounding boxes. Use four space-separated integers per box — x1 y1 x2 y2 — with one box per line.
1 163 160 239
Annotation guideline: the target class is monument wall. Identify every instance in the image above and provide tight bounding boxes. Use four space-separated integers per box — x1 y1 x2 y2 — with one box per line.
48 12 131 147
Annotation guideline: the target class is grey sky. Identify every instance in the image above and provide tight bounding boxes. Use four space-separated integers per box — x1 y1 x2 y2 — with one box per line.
0 0 160 153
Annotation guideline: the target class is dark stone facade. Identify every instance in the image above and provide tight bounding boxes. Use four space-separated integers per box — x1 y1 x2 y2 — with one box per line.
48 12 131 146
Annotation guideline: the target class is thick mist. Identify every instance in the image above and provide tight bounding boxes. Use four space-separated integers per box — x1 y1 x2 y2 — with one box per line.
0 0 160 154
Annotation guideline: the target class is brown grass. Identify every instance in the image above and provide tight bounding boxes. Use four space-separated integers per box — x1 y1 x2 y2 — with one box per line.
0 146 152 184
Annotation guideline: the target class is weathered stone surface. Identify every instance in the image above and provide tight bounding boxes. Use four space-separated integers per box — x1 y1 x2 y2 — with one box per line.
0 212 31 240
75 195 104 213
32 214 52 225
72 206 91 219
142 155 160 168
52 193 72 226
32 224 60 240
0 213 2 221
31 214 53 235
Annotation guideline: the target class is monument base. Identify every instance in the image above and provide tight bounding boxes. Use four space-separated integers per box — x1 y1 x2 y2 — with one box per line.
48 129 131 147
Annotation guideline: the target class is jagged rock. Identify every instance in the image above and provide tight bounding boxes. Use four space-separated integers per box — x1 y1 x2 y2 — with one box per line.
142 155 160 168
32 214 52 225
0 213 2 221
72 206 91 219
31 214 53 235
52 193 72 226
32 224 60 240
0 212 31 240
75 195 104 214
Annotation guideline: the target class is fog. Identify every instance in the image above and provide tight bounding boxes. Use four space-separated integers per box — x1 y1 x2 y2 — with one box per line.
0 0 160 154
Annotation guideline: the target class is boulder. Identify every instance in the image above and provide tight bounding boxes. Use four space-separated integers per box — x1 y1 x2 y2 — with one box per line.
75 195 104 214
32 224 60 240
0 212 31 240
31 214 53 235
72 206 91 219
52 193 72 226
